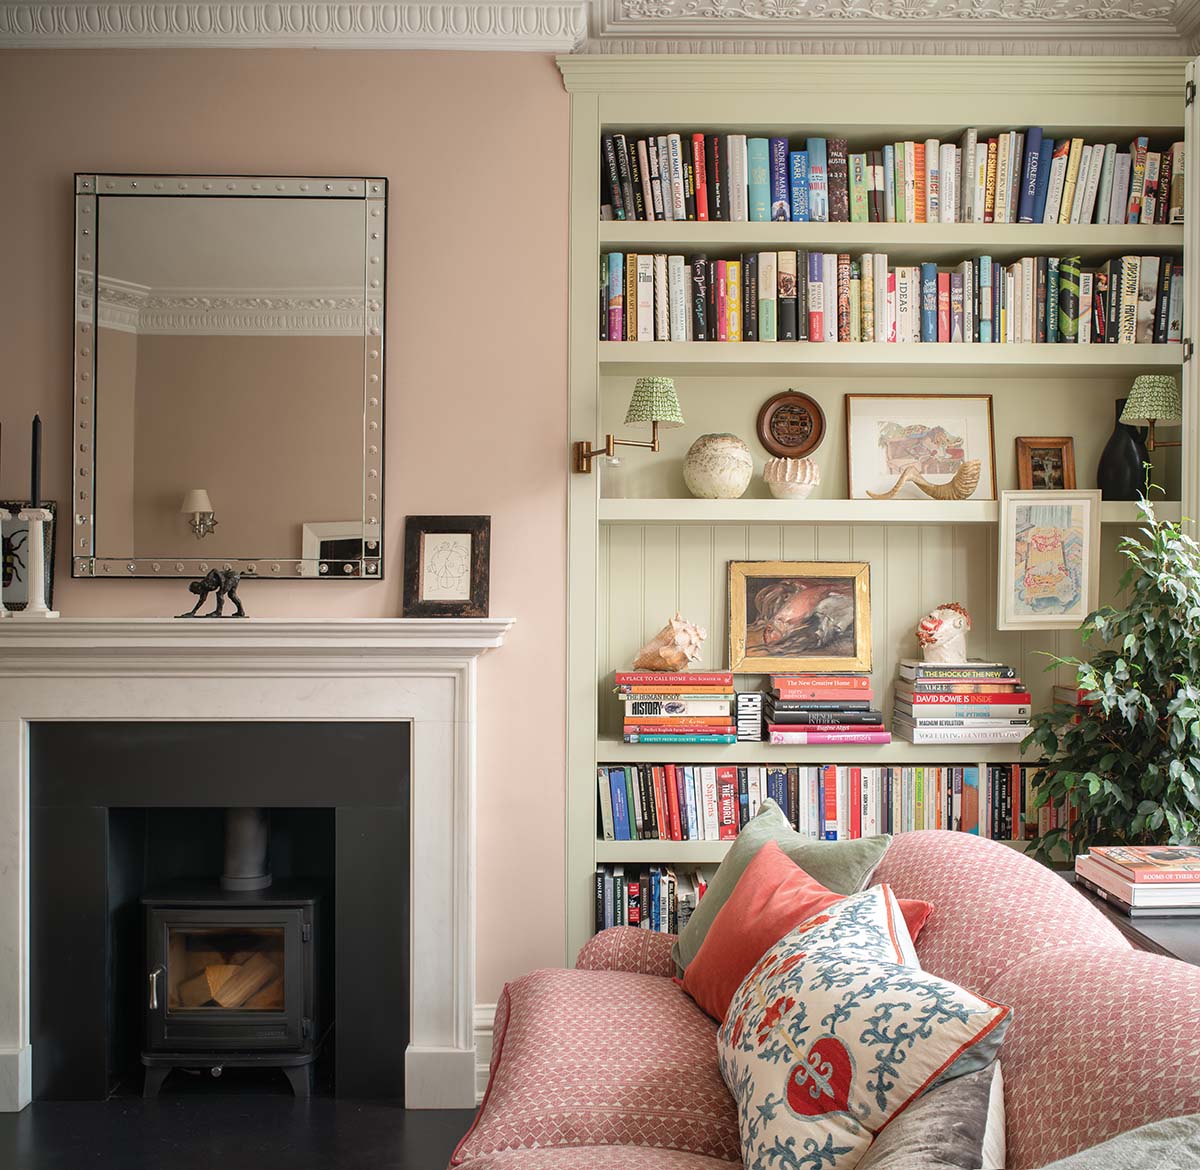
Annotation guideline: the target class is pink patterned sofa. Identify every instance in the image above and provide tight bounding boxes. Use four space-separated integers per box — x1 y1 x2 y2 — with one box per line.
452 831 1200 1170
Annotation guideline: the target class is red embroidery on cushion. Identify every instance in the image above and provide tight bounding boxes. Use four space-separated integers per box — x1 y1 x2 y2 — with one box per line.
786 1036 854 1118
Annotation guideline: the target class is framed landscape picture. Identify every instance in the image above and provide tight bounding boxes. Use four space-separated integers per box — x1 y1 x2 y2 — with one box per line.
845 394 997 500
1015 436 1077 490
402 515 491 618
729 560 871 673
997 491 1101 631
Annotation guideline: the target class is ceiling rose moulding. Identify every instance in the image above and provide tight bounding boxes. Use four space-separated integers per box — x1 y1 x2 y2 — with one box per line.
0 1 589 50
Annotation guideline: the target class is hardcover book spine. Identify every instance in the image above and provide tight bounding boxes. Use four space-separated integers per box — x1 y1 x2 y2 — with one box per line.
978 255 993 343
690 254 709 342
960 128 978 221
807 251 825 341
627 140 647 222
1031 136 1054 224
743 252 758 343
861 253 875 343
1007 131 1024 222
635 254 654 342
983 138 998 223
598 254 608 340
836 253 851 343
770 137 790 221
691 133 709 221
1167 264 1184 341
1017 126 1042 223
682 152 697 221
728 134 749 222
1079 143 1105 225
1169 142 1185 224
937 271 951 342
667 133 687 221
716 767 738 840
1043 139 1069 224
706 135 725 222
727 260 742 342
1068 145 1092 224
778 251 798 341
747 137 771 222
796 251 809 341
646 138 666 221
919 262 938 343
1153 146 1171 225
1092 264 1108 343
912 141 926 223
1153 257 1172 343
950 272 964 343
602 135 625 220
882 144 896 222
1140 151 1161 224
827 136 850 222
1117 255 1139 343
1057 256 1081 342
653 253 669 341
993 134 1009 224
849 153 870 223
607 251 625 341
758 251 778 342
656 136 673 219
1077 272 1093 343
1035 256 1048 343
1109 152 1132 226
807 137 828 222
1135 255 1160 344
634 139 654 223
715 260 728 342
849 261 861 342
668 254 688 342
789 151 810 222
939 142 957 223
1093 142 1115 225
614 134 637 224
822 253 837 341
924 138 940 222
1047 256 1060 343
1126 135 1149 224
624 254 637 341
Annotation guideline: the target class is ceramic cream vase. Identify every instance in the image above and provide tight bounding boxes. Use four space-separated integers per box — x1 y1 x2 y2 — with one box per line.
683 433 754 499
762 457 820 500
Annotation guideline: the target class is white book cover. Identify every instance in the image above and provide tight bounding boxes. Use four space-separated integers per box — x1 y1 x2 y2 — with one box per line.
837 768 849 840
757 251 778 341
822 252 837 342
1068 145 1093 224
654 136 671 219
1004 267 1016 343
960 129 978 221
993 133 1010 224
1079 144 1105 225
1136 255 1160 343
903 141 917 223
1043 148 1068 224
1078 271 1093 344
748 767 763 822
1168 266 1184 341
597 769 615 840
1109 152 1132 225
895 267 913 343
1021 257 1034 344
1169 142 1185 224
653 253 669 340
873 253 889 345
700 766 720 840
962 259 975 343
1141 152 1161 224
1093 144 1117 225
728 134 748 222
925 138 940 222
684 267 694 342
1008 131 1024 222
667 133 687 221
973 143 988 225
636 254 655 342
940 143 957 223
954 146 963 223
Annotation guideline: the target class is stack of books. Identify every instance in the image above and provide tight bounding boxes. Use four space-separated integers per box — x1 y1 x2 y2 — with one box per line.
594 864 706 934
766 674 889 745
736 690 764 741
618 671 736 744
892 659 1030 744
1075 846 1200 918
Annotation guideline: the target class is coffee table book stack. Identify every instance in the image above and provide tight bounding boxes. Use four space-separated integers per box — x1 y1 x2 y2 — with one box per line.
1074 846 1200 918
560 55 1200 961
892 659 1030 745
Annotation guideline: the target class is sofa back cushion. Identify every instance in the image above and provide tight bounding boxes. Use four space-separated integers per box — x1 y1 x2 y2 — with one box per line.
870 830 1128 991
984 946 1200 1170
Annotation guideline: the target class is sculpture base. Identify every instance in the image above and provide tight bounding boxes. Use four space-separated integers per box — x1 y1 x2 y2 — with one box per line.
10 609 59 621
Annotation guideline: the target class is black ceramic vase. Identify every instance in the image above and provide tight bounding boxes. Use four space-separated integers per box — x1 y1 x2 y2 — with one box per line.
1096 397 1149 501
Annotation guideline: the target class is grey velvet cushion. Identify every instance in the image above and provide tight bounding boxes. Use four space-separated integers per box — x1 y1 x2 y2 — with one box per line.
1035 1114 1200 1170
670 798 891 974
858 1062 1005 1170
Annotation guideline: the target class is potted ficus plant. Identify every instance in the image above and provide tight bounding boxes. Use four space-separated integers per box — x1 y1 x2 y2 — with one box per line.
1023 494 1200 864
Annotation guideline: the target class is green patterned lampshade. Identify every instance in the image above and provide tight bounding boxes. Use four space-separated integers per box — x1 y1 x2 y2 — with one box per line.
625 377 685 428
1121 375 1182 424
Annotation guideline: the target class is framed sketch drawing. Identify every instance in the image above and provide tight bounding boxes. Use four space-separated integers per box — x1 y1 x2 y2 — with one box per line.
403 515 490 617
1 501 56 612
997 491 1101 631
845 394 997 500
729 560 871 674
1015 437 1077 490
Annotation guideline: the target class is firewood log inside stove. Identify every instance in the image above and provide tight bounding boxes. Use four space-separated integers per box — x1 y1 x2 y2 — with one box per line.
212 952 280 1008
178 963 241 1007
244 976 285 1010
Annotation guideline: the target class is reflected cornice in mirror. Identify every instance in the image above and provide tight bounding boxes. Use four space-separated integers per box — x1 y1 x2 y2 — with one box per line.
72 175 386 581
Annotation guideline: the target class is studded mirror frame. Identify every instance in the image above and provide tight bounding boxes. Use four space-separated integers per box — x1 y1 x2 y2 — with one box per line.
72 174 386 581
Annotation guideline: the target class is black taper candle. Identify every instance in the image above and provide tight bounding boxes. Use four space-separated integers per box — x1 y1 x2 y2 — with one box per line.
31 414 41 508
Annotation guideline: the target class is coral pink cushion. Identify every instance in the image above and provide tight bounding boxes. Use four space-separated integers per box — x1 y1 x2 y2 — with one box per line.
682 840 933 1021
451 969 740 1166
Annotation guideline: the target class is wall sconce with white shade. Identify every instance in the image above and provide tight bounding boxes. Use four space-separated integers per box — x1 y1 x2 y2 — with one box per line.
181 489 218 540
572 376 685 474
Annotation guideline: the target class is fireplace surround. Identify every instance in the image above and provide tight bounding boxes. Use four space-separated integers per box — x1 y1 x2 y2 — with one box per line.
0 617 513 1110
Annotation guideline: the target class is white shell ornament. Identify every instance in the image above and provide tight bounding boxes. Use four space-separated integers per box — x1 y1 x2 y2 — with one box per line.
763 457 820 500
632 613 708 672
683 433 754 500
916 602 972 664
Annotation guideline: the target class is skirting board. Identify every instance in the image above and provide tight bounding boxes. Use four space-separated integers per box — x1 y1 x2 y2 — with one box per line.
404 1045 478 1109
474 1003 496 1104
0 1046 32 1111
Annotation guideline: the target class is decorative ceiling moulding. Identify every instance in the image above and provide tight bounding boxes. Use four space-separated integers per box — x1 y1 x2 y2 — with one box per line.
589 0 1197 54
0 1 589 50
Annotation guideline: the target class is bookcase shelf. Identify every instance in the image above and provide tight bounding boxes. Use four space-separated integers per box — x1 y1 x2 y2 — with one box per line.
599 739 1028 765
596 839 733 864
596 499 1181 525
598 221 1184 262
599 341 1184 378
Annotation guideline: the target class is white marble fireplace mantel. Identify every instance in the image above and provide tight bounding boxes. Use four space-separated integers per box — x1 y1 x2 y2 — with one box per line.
0 617 514 1110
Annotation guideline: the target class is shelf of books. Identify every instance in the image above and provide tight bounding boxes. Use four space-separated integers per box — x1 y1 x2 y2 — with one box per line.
560 54 1200 960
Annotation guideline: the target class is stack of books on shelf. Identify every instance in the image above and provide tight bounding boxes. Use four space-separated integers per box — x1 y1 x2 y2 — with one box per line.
594 865 706 934
598 761 1045 843
892 659 1031 744
600 249 1181 345
736 690 764 741
600 128 1183 227
618 671 736 744
1074 845 1200 918
766 674 889 745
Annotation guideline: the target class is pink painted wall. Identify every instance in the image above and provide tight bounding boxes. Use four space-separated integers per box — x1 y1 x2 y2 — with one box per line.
0 49 569 1004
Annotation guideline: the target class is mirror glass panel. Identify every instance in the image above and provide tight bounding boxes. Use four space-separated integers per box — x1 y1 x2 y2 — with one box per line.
73 176 386 579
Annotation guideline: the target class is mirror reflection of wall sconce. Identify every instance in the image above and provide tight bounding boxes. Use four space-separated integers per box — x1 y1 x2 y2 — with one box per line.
180 489 218 540
572 377 685 474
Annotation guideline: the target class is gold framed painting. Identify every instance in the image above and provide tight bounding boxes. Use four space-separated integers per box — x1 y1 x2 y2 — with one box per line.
729 561 872 673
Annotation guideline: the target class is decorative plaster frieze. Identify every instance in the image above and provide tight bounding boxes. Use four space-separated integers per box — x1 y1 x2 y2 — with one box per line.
0 1 588 50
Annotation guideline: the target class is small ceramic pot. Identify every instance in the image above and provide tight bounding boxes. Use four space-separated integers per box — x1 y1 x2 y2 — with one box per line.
683 433 754 500
763 457 820 500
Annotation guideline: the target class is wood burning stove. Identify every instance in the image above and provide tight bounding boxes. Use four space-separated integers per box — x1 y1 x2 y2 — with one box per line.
141 886 321 1097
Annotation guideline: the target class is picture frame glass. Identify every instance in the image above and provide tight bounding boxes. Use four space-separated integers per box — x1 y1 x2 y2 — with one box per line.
846 395 996 500
419 532 473 602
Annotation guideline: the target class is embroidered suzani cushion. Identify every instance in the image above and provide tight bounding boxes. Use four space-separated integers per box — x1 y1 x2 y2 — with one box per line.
717 886 1011 1170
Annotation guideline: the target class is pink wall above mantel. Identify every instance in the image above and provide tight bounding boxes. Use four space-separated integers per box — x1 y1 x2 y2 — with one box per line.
0 48 569 1004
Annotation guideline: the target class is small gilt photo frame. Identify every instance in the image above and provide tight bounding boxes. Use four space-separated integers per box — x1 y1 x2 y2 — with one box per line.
402 516 491 618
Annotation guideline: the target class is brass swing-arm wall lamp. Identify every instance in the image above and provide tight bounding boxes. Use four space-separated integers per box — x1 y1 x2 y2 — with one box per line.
573 377 685 474
1120 375 1182 452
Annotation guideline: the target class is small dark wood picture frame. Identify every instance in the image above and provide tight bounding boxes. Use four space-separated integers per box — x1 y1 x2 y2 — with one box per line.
1016 437 1077 491
756 390 826 459
403 516 490 618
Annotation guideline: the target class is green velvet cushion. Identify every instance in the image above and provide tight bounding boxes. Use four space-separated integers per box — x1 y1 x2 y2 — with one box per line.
670 798 891 975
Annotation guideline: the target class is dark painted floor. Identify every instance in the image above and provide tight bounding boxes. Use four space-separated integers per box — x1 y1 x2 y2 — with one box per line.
0 1096 477 1170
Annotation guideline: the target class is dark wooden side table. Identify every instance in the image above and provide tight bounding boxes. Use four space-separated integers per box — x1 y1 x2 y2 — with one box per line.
1064 872 1200 967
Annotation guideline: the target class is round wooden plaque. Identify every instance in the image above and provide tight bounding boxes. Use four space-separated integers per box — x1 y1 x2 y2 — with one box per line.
756 391 826 458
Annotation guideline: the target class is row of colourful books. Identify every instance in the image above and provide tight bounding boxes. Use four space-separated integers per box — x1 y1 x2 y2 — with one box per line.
618 670 737 744
600 130 1184 227
765 673 888 745
594 864 706 934
597 762 1044 842
599 251 1181 345
892 658 1031 745
1074 845 1200 918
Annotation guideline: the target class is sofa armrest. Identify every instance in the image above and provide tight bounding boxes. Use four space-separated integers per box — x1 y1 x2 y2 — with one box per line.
575 926 678 977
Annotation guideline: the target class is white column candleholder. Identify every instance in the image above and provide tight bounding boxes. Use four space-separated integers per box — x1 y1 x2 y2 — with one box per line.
0 509 11 619
12 509 58 620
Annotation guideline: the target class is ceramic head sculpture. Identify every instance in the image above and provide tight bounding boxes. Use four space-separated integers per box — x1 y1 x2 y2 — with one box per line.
916 602 971 664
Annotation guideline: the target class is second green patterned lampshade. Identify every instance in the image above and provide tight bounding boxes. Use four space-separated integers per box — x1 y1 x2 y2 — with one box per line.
625 377 685 428
1121 375 1182 424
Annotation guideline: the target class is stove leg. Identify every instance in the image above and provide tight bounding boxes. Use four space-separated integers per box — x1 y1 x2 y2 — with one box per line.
143 1066 171 1099
283 1064 311 1098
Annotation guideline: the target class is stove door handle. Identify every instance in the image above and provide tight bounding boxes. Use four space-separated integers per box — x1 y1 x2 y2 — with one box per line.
149 966 163 1011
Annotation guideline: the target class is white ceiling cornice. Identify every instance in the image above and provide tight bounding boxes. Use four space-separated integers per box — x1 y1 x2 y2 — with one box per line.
0 1 588 50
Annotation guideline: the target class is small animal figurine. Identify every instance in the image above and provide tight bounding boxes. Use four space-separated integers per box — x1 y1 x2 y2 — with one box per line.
177 569 248 619
917 602 971 664
866 459 981 501
632 613 707 672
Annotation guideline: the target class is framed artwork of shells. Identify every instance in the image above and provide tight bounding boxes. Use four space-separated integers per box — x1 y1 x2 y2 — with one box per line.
402 515 490 618
729 560 872 674
845 394 997 501
756 390 826 459
996 491 1100 631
